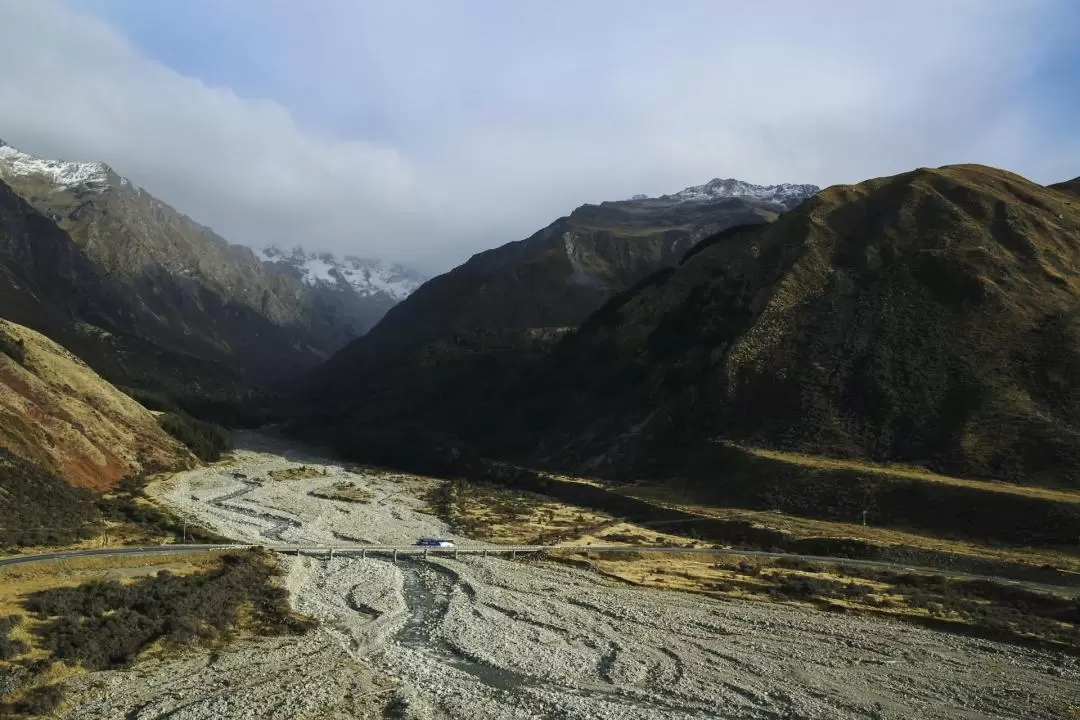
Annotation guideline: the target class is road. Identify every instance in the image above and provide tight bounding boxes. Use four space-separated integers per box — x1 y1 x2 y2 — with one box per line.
5 542 1077 598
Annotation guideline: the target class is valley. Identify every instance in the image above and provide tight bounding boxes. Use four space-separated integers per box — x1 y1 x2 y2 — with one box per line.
29 431 1067 720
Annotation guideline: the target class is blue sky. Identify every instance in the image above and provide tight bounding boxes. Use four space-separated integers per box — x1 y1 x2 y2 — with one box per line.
2 1 1079 271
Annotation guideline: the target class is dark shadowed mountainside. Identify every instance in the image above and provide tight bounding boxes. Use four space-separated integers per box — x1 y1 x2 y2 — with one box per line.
484 165 1080 488
0 178 256 415
1049 175 1080 199
294 181 818 460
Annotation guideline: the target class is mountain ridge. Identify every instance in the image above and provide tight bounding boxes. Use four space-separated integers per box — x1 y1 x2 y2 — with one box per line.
0 141 413 404
481 163 1080 487
627 177 820 208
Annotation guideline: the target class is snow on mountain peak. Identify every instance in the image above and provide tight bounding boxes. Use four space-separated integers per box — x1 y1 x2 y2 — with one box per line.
0 141 118 192
260 245 425 301
633 177 820 209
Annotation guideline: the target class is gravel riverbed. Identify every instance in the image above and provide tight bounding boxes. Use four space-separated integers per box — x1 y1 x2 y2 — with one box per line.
59 431 1079 719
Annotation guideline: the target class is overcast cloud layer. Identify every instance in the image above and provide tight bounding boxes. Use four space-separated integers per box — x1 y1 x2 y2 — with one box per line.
0 0 1077 272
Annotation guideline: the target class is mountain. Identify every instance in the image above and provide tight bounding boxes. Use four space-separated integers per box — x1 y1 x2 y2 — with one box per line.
260 246 424 301
294 175 819 461
644 177 820 208
259 246 425 336
1049 176 1080 199
0 318 193 490
341 178 818 352
0 141 406 414
475 164 1080 488
0 175 259 412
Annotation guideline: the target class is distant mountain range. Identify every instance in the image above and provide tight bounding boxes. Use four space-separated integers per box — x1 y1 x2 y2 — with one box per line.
0 140 420 418
259 246 425 301
295 172 821 458
297 162 1080 497
630 177 820 208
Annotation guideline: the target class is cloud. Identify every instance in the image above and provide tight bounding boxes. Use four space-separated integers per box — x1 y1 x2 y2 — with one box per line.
0 1 1077 273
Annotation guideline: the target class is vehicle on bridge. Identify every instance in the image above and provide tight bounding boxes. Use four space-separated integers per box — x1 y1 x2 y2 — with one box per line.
416 538 455 548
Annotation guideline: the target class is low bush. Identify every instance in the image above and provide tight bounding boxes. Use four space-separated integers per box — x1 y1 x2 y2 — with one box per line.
158 412 233 462
24 551 313 670
0 451 99 548
9 683 65 717
0 617 27 660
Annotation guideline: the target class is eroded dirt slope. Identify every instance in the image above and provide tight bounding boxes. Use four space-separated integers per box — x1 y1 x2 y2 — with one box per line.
0 318 193 489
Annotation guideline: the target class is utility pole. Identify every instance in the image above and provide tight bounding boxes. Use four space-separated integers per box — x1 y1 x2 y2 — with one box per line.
182 521 187 544
861 509 868 527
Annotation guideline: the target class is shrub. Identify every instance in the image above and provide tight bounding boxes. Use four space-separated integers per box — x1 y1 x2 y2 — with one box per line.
158 412 233 462
24 551 313 670
0 617 27 660
10 684 65 716
0 451 99 547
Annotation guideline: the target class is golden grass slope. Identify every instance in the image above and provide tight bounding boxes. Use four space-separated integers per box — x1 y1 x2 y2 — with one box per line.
0 319 194 490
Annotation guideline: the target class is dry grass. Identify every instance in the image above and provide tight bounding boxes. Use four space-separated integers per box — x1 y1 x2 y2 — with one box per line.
0 318 193 491
738 444 1080 504
268 465 328 481
574 552 1079 649
433 481 613 545
619 488 1080 574
438 477 1080 648
0 552 229 617
309 481 374 504
0 551 230 677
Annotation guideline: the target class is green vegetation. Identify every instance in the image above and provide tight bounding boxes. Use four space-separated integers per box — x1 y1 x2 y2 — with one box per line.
0 617 26 661
23 551 312 670
158 411 233 462
756 561 1080 650
6 684 65 717
0 450 99 548
96 474 226 545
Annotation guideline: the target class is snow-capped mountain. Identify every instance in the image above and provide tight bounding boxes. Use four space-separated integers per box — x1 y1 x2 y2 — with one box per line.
635 178 820 210
0 140 126 192
260 246 425 302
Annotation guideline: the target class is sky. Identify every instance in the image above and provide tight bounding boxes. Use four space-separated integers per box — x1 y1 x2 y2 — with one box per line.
0 1 1078 273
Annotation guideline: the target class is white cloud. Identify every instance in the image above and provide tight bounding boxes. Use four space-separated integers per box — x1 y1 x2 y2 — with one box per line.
0 0 1075 273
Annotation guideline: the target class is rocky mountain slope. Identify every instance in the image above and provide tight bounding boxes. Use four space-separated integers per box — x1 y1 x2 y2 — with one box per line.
259 246 424 301
358 181 818 350
644 177 820 208
0 175 255 417
260 246 425 337
0 318 193 490
295 177 819 461
0 141 402 392
481 164 1080 487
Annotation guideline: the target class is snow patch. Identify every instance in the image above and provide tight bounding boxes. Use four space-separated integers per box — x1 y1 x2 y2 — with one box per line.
260 245 425 301
632 177 820 209
0 140 118 192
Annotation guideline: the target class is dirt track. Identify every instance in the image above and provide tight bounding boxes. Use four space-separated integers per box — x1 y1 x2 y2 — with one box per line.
59 431 1078 719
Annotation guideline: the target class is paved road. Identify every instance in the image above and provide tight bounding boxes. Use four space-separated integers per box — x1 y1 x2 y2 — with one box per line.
2 542 1078 595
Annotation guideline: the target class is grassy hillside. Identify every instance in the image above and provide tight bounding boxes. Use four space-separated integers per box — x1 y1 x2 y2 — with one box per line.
486 165 1080 489
0 319 193 490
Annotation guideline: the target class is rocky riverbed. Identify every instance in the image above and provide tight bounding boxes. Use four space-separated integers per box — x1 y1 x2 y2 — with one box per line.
59 431 1079 719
